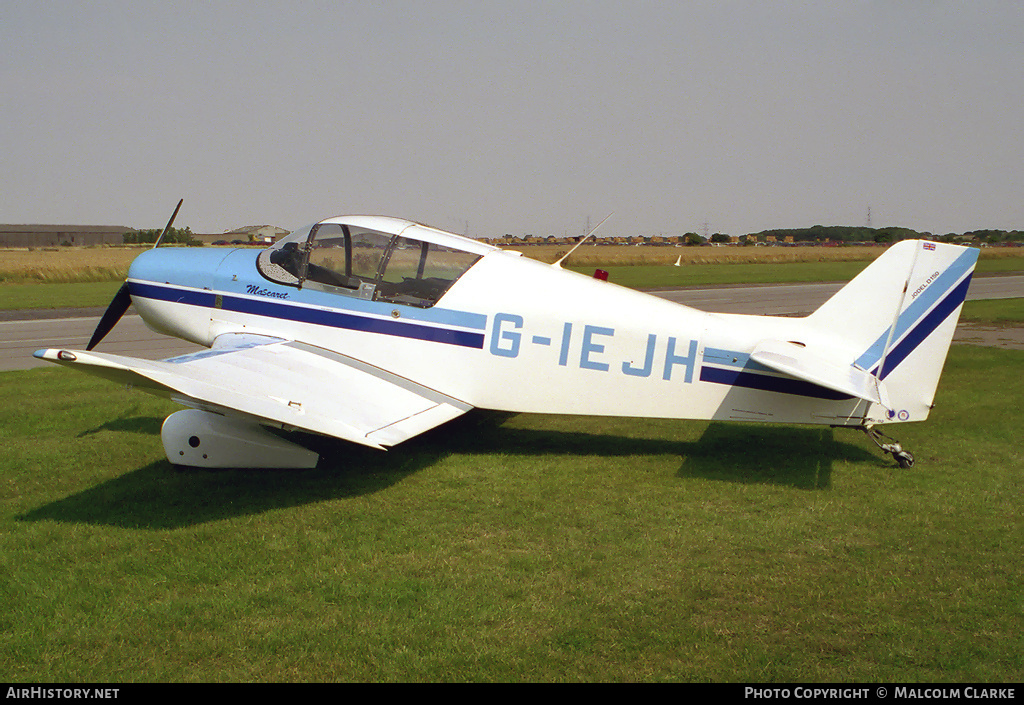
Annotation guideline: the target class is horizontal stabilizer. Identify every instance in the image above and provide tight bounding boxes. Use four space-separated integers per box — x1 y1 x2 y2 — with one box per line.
750 339 889 408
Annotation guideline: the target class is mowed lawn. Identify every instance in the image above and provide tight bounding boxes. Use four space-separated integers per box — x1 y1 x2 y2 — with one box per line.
1 345 1021 682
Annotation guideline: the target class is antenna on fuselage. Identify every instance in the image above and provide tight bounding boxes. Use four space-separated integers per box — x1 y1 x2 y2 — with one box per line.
552 212 613 269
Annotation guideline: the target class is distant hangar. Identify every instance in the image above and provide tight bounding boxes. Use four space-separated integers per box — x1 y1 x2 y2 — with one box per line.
0 224 136 248
0 223 292 248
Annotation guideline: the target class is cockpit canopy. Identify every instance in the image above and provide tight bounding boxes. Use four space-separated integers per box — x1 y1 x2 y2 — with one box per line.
257 216 493 308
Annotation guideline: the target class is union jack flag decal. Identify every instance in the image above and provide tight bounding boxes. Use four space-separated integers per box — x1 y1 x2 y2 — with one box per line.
924 242 936 250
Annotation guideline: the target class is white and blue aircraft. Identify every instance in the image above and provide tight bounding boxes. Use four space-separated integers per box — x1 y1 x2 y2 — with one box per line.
35 204 979 469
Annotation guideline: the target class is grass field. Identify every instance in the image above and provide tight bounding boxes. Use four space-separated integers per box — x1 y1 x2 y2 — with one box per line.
0 282 126 311
959 298 1024 325
1 345 1021 682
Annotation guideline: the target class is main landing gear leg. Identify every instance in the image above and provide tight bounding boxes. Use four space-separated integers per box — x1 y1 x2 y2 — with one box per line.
861 426 915 468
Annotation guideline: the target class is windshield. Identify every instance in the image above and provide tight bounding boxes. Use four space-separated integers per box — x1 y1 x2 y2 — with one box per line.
255 223 314 286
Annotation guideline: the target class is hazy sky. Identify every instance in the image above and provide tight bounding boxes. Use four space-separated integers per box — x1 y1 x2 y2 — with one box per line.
3 1 1022 238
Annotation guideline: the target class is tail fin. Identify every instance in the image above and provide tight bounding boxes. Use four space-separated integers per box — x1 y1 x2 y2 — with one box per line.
808 240 978 422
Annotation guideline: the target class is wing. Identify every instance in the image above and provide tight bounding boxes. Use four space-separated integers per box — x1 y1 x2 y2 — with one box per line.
34 333 472 449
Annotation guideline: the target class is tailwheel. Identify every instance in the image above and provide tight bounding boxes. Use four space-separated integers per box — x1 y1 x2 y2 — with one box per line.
894 450 915 469
862 426 915 469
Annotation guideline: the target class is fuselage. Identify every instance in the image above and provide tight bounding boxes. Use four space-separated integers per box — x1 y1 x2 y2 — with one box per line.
125 234 877 429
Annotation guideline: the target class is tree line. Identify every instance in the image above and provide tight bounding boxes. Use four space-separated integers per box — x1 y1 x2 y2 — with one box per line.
122 226 202 246
746 225 1024 244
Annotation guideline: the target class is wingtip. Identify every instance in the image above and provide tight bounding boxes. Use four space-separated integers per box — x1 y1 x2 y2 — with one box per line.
34 349 77 362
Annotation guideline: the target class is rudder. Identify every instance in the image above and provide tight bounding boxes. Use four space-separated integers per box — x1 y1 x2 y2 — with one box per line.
808 240 978 423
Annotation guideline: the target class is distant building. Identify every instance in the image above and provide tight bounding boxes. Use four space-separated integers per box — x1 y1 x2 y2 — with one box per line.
217 225 290 244
0 224 136 248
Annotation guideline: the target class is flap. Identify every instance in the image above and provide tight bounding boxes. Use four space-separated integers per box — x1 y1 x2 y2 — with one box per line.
35 335 471 449
749 339 890 408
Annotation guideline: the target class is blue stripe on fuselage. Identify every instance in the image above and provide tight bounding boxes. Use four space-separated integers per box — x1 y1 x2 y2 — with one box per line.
699 365 853 400
129 281 486 349
701 347 853 400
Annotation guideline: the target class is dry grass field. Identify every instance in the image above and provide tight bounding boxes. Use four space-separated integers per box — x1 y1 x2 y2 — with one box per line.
503 243 889 266
1 244 875 283
2 243 1022 285
0 246 145 284
504 243 1024 267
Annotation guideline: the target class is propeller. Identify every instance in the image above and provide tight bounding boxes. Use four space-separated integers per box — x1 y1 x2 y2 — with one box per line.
86 199 183 351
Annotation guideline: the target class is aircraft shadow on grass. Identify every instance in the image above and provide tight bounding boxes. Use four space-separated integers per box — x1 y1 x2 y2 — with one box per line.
19 410 882 530
77 414 165 437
